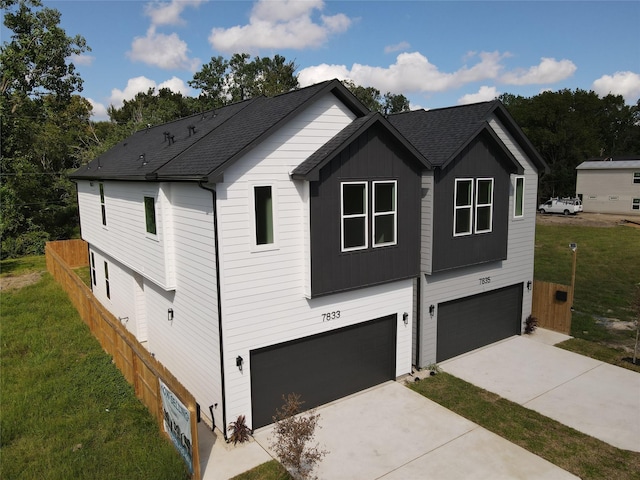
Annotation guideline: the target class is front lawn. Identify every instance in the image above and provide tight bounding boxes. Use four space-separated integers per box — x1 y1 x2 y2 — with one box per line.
0 258 189 480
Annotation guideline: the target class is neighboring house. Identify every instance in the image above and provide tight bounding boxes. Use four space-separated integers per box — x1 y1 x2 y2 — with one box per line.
576 157 640 215
71 80 547 433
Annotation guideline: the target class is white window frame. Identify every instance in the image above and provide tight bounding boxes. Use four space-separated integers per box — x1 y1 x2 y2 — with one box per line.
143 194 158 239
633 172 640 184
341 181 368 252
454 178 473 237
99 182 107 227
475 178 494 234
632 198 640 210
372 180 397 247
250 184 278 251
90 252 96 287
513 176 525 218
104 261 111 300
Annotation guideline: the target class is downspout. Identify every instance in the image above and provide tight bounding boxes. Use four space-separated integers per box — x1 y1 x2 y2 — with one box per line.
415 275 421 368
198 180 228 440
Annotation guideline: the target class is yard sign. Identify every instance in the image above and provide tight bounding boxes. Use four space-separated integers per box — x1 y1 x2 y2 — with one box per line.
159 380 193 473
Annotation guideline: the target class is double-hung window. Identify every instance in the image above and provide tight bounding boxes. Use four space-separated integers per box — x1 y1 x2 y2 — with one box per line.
90 252 96 286
99 183 107 226
341 182 368 251
454 177 494 236
373 181 397 246
144 196 157 235
514 176 525 218
634 172 640 184
454 179 473 236
475 178 494 233
633 198 640 210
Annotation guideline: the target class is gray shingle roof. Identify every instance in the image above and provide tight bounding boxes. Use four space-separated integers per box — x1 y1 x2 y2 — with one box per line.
387 100 549 173
576 159 640 170
71 79 369 182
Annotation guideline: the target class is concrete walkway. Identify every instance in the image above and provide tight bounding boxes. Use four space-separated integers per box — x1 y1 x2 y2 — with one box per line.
202 381 574 480
442 330 640 452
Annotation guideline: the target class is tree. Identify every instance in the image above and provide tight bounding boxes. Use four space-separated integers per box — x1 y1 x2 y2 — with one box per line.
500 89 640 200
1 0 91 257
189 53 299 108
342 80 410 114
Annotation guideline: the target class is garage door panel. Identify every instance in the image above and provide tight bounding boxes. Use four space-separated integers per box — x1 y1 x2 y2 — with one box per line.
436 284 522 362
251 315 396 429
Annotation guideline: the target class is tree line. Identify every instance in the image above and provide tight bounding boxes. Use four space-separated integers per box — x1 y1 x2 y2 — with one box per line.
2 0 639 258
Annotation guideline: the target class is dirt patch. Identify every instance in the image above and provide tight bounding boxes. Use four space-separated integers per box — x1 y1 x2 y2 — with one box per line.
0 271 43 291
536 212 640 228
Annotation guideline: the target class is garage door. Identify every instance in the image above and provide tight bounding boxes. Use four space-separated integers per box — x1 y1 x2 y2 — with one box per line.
250 314 397 429
436 284 522 362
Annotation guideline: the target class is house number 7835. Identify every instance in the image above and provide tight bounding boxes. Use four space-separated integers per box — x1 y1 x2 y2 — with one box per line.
322 311 341 322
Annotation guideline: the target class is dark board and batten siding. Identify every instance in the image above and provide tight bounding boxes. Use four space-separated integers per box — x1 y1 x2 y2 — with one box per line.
432 132 514 273
309 124 423 296
250 314 397 429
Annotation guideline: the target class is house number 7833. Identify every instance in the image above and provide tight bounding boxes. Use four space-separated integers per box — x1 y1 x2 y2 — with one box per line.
322 311 341 322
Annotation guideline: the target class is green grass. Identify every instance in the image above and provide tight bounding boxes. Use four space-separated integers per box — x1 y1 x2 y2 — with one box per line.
0 260 189 480
0 255 46 276
534 224 640 322
410 373 640 480
230 460 292 480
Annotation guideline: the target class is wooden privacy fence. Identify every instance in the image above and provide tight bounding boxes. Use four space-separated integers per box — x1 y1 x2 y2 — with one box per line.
45 240 201 480
531 280 572 335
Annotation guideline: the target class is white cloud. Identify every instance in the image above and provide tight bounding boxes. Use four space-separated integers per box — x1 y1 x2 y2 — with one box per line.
458 86 500 105
69 53 95 66
209 0 352 52
144 0 205 27
384 41 410 54
299 51 508 94
592 71 640 104
108 76 194 109
87 98 109 121
128 26 200 70
501 57 576 85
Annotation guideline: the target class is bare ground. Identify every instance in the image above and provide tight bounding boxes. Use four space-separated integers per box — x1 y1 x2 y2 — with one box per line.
536 211 640 228
0 271 43 291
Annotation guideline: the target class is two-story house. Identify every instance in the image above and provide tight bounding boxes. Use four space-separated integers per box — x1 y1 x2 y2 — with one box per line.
71 80 547 433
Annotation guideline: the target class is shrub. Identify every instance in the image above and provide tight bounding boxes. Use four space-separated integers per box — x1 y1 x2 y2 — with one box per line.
227 415 251 445
524 314 539 334
269 393 327 480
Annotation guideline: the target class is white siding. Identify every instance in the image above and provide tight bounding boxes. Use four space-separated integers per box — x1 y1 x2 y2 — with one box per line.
84 183 223 427
576 169 640 215
77 181 175 288
417 116 539 366
215 94 414 428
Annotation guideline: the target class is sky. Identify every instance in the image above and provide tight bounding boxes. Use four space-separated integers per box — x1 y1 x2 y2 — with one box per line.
14 0 640 121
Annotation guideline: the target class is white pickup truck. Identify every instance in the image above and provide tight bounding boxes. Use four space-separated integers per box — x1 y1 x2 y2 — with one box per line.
538 197 583 215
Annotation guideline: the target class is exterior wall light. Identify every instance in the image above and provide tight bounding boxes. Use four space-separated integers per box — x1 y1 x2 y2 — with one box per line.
167 308 174 321
429 304 435 317
236 355 243 372
527 280 532 291
403 312 409 325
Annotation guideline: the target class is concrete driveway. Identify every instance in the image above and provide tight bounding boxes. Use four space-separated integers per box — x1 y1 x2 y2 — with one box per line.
252 382 576 479
442 332 640 452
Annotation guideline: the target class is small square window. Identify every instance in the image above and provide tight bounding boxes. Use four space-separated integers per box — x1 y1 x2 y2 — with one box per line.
144 196 157 235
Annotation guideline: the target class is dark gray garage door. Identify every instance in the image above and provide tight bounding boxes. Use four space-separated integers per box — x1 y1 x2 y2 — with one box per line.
250 314 397 429
436 284 523 362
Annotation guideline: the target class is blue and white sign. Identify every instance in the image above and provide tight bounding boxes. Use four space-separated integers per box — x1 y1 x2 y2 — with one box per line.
159 380 193 473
